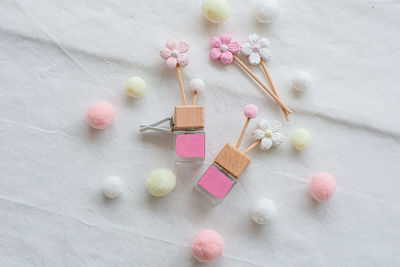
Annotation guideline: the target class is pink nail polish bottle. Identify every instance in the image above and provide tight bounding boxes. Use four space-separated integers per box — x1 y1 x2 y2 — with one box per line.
196 143 251 204
174 105 205 164
139 91 206 164
139 106 206 164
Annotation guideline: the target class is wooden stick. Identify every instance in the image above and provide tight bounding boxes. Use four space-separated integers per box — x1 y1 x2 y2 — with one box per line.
191 91 198 106
233 55 292 114
260 59 289 121
235 118 250 149
243 140 261 155
176 65 187 106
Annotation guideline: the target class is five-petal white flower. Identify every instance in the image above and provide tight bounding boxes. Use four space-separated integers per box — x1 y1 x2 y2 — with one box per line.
241 34 271 65
253 119 283 150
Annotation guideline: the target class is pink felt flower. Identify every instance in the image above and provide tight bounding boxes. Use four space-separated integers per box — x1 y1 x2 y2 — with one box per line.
209 33 241 65
160 38 190 69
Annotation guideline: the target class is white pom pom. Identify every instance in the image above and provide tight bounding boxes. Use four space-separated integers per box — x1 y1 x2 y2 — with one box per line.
292 71 313 92
250 198 277 224
189 79 205 92
254 0 280 24
102 176 123 199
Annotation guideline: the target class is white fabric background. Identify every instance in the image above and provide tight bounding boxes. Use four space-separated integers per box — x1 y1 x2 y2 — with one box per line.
1 0 399 266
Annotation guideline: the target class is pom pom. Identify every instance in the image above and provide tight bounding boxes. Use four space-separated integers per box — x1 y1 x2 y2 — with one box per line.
189 78 205 92
291 128 311 150
146 168 176 197
292 71 313 92
86 101 115 129
102 176 123 199
202 0 230 24
250 198 277 224
309 172 336 202
191 229 224 263
244 104 259 118
126 76 146 97
254 0 280 24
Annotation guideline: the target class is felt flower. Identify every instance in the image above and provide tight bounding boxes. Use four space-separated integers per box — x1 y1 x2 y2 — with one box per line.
253 119 283 150
160 39 190 69
241 34 271 65
209 33 241 65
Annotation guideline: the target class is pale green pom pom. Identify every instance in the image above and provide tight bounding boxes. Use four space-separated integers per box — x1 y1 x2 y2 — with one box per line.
126 76 146 97
201 0 230 24
291 129 311 150
146 168 176 197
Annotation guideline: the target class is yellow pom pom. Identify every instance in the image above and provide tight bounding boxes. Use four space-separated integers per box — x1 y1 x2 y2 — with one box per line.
201 0 230 24
146 168 176 197
291 129 311 150
126 76 146 97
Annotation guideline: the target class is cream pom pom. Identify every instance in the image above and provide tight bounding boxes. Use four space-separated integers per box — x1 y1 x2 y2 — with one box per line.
254 0 280 24
189 78 205 92
292 71 313 92
146 168 176 197
202 0 230 24
126 76 146 97
291 128 311 150
102 176 124 199
250 198 277 224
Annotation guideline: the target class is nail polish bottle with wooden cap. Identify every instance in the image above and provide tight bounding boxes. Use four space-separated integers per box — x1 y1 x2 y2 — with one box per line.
174 105 205 164
139 78 206 164
196 143 251 204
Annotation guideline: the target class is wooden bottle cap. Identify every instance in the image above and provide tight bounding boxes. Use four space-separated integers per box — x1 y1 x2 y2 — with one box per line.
214 143 251 178
174 105 205 130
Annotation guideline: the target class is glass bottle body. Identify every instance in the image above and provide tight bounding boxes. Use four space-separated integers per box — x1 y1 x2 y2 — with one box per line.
174 130 205 164
196 162 237 204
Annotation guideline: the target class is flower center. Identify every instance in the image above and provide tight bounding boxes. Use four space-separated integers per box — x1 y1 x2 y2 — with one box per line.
252 44 260 52
171 50 179 58
220 45 228 51
265 130 272 138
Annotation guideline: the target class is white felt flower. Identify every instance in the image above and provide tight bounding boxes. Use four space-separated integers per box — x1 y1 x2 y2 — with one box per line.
253 119 283 150
241 33 271 65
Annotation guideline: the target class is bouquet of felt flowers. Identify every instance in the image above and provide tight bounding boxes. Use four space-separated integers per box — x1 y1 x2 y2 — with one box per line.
209 33 291 121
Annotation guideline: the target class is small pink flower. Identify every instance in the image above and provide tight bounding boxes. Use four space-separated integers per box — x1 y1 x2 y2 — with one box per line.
209 33 241 65
160 38 190 69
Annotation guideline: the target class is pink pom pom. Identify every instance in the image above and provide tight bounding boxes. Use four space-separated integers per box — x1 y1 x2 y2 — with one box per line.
191 229 224 263
86 101 115 129
244 104 259 118
309 172 336 202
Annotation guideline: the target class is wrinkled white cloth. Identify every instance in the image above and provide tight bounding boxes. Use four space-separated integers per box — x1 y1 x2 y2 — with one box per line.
0 0 399 266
